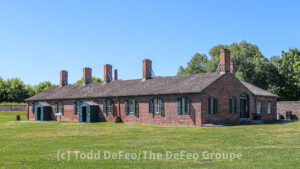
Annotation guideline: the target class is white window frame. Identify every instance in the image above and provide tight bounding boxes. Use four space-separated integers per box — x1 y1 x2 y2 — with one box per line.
256 101 262 114
58 102 63 114
153 99 160 115
107 100 112 114
128 99 135 114
210 98 214 114
267 102 272 114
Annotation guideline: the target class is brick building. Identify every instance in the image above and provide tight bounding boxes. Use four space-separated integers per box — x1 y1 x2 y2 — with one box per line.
25 49 278 126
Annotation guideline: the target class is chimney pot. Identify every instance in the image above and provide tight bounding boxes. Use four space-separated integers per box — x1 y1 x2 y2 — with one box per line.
83 67 92 85
220 49 231 74
104 64 112 83
114 69 118 81
60 70 68 87
143 59 152 80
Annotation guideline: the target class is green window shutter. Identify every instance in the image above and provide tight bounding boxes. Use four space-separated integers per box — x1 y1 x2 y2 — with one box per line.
159 99 163 115
208 98 211 114
133 99 136 114
255 99 257 113
214 98 218 114
73 102 77 114
76 101 80 114
103 100 107 114
55 102 58 113
124 100 128 115
32 103 35 114
106 100 111 113
229 99 232 113
182 98 185 114
186 98 190 114
234 99 237 114
177 98 182 115
149 99 153 114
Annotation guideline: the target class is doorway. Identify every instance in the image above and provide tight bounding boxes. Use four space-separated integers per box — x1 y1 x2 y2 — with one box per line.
240 94 249 118
82 107 87 122
37 107 41 120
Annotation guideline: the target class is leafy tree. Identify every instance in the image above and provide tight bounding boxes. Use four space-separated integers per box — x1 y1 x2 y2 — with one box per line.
176 41 299 100
177 53 208 75
274 49 300 100
75 77 102 84
0 77 8 102
33 81 55 94
5 78 30 102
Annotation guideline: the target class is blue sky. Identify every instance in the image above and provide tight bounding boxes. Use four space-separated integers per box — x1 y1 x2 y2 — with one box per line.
0 0 299 85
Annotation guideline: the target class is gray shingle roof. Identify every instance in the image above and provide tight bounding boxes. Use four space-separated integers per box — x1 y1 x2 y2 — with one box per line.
25 73 278 101
240 81 278 97
25 73 223 101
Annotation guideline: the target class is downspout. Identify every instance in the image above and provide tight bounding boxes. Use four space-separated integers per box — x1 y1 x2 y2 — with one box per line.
118 97 120 117
26 103 29 120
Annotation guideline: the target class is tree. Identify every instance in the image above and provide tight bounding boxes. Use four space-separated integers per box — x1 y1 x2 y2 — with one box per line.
177 53 208 75
75 77 102 84
176 41 289 99
6 78 31 102
0 77 8 102
274 49 300 100
33 81 55 94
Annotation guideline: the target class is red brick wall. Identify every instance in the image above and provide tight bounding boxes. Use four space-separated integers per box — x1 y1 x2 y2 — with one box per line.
200 73 276 123
28 100 79 121
27 94 202 126
254 96 277 121
118 95 201 126
201 74 250 124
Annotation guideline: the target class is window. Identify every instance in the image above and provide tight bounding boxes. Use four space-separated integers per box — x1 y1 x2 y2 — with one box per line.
149 99 163 115
177 98 190 115
256 100 262 114
103 100 113 114
208 98 218 114
267 102 272 114
229 98 237 114
55 102 63 114
58 102 63 114
107 100 112 114
31 103 35 114
154 99 160 114
125 99 136 115
73 101 80 114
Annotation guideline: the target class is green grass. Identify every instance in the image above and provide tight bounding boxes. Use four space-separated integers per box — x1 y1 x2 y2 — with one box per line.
0 102 26 105
0 111 299 168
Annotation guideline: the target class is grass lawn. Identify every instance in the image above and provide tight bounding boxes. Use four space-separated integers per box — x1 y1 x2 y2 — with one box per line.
0 102 26 105
0 111 299 168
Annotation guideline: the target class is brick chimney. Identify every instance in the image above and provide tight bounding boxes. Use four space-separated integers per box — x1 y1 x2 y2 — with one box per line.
230 62 235 75
143 59 152 80
104 64 112 83
60 70 68 87
83 67 92 85
114 69 118 81
220 49 231 74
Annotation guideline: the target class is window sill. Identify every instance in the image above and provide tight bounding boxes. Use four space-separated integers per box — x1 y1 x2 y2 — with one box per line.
126 112 135 115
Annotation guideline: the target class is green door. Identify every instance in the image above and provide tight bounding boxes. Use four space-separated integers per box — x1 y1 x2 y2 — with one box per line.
240 99 249 118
